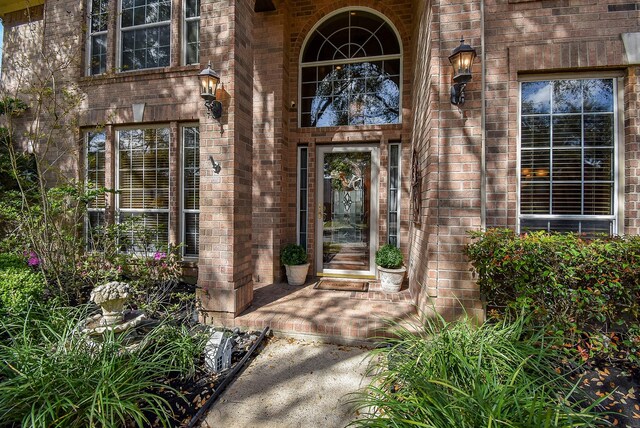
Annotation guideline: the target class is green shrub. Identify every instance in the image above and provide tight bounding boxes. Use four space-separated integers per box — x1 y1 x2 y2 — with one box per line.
0 253 27 270
349 315 604 427
280 244 307 266
0 304 206 427
375 244 403 269
465 228 640 360
0 253 45 312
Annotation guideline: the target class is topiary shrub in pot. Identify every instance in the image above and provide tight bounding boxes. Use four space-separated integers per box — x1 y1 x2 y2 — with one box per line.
375 244 406 292
280 244 309 286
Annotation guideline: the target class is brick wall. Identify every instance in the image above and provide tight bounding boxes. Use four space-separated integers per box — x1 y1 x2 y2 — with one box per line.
407 0 640 322
408 0 484 321
1 1 83 182
483 0 640 234
625 66 640 234
198 0 255 319
284 0 415 276
252 1 291 285
5 0 638 324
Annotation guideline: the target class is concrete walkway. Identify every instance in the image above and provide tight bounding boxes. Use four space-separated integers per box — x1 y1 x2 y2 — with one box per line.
201 337 372 428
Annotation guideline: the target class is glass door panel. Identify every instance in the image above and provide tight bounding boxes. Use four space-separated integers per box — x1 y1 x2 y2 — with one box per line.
316 145 378 277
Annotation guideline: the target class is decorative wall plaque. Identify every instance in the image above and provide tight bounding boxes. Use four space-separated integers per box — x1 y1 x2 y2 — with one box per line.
411 149 421 225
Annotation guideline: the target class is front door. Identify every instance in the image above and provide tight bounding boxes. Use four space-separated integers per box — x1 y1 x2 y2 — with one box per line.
316 145 379 278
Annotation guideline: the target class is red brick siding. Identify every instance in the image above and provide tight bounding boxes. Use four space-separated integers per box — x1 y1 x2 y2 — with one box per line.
409 0 484 321
285 0 414 276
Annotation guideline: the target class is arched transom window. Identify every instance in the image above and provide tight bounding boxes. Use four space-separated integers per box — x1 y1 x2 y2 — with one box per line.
300 9 402 127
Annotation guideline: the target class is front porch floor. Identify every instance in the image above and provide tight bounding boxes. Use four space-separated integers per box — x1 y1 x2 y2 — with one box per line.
224 279 418 343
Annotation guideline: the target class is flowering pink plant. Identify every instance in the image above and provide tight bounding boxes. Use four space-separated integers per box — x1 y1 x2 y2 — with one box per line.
26 251 40 267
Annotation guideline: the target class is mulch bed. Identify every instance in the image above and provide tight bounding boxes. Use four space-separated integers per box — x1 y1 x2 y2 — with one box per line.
150 365 220 427
143 331 267 427
572 359 640 427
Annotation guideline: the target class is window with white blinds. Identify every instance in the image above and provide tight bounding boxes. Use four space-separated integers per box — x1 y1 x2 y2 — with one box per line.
117 128 170 252
182 126 199 257
519 78 617 234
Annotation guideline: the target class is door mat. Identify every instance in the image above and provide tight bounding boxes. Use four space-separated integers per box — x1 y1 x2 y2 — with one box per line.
314 279 369 292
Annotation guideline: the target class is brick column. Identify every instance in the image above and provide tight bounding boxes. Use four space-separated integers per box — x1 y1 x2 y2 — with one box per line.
252 2 290 284
409 0 484 321
198 0 254 319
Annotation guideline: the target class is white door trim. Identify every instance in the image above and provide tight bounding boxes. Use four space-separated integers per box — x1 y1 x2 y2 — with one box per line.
315 144 379 277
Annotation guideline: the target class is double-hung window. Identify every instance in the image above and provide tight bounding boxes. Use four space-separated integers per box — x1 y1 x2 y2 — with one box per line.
117 128 170 252
87 0 109 75
120 0 171 71
519 78 619 234
183 0 200 65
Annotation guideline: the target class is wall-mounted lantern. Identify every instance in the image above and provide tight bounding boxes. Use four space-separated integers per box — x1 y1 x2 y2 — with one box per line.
199 61 222 119
448 38 477 106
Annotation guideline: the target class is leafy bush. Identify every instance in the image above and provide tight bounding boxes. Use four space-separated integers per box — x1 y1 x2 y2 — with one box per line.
349 315 603 427
280 244 307 266
375 244 403 269
0 253 46 312
466 229 640 360
0 304 206 427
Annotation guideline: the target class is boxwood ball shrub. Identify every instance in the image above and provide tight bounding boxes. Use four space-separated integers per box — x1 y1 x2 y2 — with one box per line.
465 229 640 360
280 244 307 266
375 244 403 269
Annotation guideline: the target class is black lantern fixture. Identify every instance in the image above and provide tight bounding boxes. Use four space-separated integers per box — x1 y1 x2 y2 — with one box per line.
199 61 222 119
448 38 477 106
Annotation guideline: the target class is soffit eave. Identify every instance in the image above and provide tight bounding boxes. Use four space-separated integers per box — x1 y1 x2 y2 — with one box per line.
0 0 44 19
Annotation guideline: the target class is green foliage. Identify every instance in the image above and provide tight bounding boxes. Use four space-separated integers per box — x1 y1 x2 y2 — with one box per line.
280 244 308 266
0 253 46 312
465 229 640 361
0 304 205 427
349 315 604 427
0 97 28 116
375 244 403 269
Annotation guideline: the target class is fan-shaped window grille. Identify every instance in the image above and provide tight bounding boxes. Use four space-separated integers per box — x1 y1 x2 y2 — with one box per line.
300 9 401 127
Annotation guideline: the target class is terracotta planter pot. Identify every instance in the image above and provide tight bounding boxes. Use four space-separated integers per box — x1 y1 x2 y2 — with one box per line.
378 265 406 292
285 263 310 286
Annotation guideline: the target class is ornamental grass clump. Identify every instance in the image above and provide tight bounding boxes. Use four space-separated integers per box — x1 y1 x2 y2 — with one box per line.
349 314 604 428
0 304 206 427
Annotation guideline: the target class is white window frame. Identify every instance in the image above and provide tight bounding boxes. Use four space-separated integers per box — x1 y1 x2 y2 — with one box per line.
516 73 625 235
297 146 309 250
181 124 200 259
182 0 200 65
388 141 401 246
117 0 172 72
86 0 109 76
85 130 107 249
115 125 171 253
298 7 403 128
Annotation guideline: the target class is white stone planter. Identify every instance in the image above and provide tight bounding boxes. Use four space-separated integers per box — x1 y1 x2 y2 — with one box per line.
285 263 310 286
378 265 406 292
